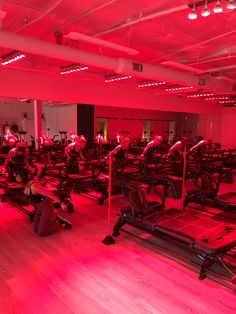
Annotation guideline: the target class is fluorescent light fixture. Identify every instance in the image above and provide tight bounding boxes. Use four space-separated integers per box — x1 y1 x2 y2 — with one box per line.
187 93 214 98
219 100 236 103
65 32 139 56
60 64 88 75
19 98 29 102
105 75 132 83
138 81 166 88
1 50 25 65
205 96 228 100
166 86 193 92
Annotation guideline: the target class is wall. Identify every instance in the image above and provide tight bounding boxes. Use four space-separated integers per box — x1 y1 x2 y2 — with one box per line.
175 112 199 139
0 102 77 142
198 113 222 144
0 100 227 146
220 108 236 149
42 104 77 138
0 101 35 142
94 106 177 140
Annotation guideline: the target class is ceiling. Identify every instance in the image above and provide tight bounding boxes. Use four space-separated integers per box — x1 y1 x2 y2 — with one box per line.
0 0 236 106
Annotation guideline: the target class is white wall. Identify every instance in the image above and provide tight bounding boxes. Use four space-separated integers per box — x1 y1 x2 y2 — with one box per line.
42 104 77 138
220 108 236 149
0 102 35 142
198 114 222 144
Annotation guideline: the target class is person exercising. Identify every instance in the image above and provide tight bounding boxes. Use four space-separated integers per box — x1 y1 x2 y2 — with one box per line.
141 135 163 161
96 132 105 144
168 137 188 159
14 169 72 237
116 132 121 144
4 128 18 148
106 137 130 176
189 139 211 154
39 132 54 165
168 137 189 176
107 137 130 163
65 135 86 172
70 131 78 143
3 142 28 180
40 132 54 148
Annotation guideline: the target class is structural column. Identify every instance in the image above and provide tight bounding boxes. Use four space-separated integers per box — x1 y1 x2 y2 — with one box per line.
34 99 42 149
77 104 94 145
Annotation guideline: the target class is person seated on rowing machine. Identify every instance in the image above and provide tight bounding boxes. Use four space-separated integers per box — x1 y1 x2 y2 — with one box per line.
3 142 28 180
4 128 18 148
168 136 189 160
69 130 78 143
15 169 72 236
141 135 163 161
65 135 87 173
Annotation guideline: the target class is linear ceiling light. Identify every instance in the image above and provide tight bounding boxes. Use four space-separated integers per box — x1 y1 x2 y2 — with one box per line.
219 100 236 103
105 75 132 83
187 93 214 98
205 96 229 100
138 81 166 88
60 64 88 75
1 50 25 65
166 86 193 92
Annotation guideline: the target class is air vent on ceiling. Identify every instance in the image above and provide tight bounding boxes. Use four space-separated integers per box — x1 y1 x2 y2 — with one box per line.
199 78 206 86
133 62 143 72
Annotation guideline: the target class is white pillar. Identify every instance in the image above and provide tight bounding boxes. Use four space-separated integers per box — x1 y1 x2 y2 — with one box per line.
34 100 42 149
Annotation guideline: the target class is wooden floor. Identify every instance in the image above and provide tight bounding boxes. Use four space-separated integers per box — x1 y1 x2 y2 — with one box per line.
0 176 236 314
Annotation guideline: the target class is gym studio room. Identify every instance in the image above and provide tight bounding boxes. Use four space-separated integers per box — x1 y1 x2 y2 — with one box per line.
0 1 236 313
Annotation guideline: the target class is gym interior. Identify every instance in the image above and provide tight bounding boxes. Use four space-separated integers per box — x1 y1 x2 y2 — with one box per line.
0 1 236 313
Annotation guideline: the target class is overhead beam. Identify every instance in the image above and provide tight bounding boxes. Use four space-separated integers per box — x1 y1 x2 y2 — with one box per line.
0 67 222 115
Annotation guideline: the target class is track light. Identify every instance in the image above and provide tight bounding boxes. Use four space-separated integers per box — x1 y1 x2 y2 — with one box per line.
1 50 25 65
188 2 197 20
201 0 211 17
60 64 88 75
227 0 236 9
213 0 223 13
